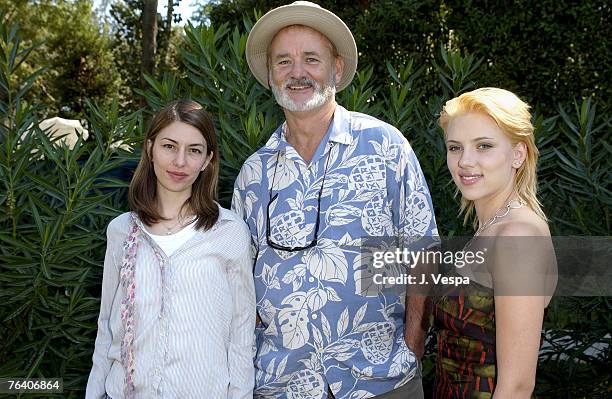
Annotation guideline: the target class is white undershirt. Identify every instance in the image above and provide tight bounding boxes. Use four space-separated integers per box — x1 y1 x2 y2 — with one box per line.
144 220 198 256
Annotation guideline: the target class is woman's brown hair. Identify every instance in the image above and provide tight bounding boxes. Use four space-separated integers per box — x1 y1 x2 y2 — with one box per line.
128 99 219 230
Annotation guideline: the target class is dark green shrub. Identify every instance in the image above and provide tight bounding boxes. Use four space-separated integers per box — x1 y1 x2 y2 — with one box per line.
446 0 612 109
203 0 610 111
0 23 142 397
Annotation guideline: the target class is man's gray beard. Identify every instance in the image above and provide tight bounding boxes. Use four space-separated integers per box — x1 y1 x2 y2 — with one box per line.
270 73 336 112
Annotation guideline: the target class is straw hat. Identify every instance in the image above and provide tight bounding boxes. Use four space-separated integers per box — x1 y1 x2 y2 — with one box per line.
245 1 358 91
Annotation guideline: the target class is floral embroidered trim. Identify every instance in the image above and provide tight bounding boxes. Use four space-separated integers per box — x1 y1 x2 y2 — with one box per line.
119 216 140 398
119 215 170 398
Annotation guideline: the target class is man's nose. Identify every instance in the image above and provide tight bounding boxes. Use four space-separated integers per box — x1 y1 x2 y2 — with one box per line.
290 60 306 79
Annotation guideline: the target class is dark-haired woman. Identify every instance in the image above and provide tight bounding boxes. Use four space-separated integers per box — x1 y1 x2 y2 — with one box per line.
86 100 255 399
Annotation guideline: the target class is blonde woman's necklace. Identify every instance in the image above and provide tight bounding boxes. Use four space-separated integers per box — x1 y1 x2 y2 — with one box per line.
475 198 525 237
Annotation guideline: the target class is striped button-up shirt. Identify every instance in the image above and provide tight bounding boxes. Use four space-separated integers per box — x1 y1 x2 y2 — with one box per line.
86 206 256 399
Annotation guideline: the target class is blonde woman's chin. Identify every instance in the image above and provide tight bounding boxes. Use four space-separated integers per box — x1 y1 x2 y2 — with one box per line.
454 183 487 202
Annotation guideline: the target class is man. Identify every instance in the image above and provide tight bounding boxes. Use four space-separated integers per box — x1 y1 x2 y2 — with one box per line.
232 2 438 398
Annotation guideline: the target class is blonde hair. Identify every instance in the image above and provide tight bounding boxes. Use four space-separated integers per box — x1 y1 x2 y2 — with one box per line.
438 87 546 228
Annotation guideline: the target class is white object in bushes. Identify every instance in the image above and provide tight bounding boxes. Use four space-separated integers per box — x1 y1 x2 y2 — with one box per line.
39 117 89 149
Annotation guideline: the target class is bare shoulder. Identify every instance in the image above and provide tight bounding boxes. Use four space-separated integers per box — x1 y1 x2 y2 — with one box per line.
488 209 556 304
491 207 550 237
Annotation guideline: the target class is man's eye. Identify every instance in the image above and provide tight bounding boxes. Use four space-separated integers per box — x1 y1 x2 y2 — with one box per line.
306 57 319 63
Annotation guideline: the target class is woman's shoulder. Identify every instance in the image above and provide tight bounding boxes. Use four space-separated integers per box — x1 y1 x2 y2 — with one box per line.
216 205 250 236
213 205 252 258
217 205 240 222
487 210 556 301
106 211 133 235
491 208 550 237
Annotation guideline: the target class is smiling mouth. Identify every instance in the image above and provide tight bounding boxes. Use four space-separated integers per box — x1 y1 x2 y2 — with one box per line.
459 174 483 185
287 85 312 90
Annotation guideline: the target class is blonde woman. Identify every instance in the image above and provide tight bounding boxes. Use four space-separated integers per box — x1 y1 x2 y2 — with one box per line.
434 88 555 399
86 100 255 398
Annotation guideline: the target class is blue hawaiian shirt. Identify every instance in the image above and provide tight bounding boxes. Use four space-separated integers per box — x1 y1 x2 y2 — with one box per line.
232 105 438 399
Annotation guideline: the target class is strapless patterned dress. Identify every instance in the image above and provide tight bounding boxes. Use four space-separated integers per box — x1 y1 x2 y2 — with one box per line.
433 278 498 399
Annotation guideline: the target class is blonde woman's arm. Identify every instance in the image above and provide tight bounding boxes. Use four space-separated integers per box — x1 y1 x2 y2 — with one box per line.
491 223 552 399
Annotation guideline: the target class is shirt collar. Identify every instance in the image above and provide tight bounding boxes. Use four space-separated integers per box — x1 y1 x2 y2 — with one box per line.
131 202 232 232
261 104 354 153
328 105 354 145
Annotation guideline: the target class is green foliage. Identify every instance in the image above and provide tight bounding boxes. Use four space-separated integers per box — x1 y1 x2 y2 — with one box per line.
446 0 612 109
538 297 612 398
351 0 448 96
200 0 301 27
0 0 122 119
107 0 144 110
545 99 611 235
0 21 141 396
108 0 186 111
201 0 610 110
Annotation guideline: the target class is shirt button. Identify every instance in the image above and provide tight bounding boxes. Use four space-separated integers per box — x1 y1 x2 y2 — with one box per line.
308 277 315 283
312 314 318 320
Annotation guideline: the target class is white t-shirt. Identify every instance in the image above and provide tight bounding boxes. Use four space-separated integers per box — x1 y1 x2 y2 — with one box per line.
144 220 198 256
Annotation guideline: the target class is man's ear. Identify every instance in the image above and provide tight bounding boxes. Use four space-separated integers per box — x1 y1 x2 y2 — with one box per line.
335 56 344 86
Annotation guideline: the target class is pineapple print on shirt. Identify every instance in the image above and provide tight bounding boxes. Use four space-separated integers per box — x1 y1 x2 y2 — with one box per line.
232 105 438 399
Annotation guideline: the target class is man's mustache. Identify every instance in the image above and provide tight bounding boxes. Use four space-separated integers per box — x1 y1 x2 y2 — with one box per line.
284 78 317 88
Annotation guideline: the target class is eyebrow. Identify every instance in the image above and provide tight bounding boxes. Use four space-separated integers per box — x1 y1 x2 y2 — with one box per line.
273 50 321 59
159 137 205 147
446 136 496 143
